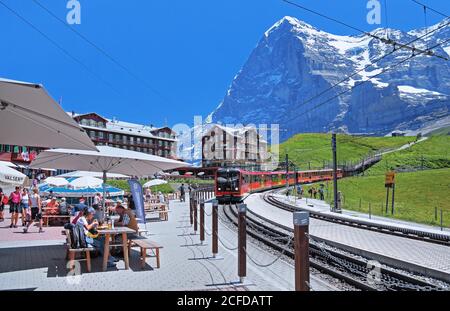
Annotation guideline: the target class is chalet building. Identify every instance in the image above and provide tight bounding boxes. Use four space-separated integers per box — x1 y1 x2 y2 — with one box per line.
201 124 268 170
71 112 178 159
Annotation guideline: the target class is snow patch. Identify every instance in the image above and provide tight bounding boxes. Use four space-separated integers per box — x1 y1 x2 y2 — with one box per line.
398 85 443 95
444 46 450 57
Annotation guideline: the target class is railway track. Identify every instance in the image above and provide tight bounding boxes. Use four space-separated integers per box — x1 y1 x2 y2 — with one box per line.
264 190 450 246
221 203 448 291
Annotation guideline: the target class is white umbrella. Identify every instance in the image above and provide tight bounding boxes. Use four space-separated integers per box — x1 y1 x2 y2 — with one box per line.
0 161 16 168
31 146 189 218
0 78 98 151
185 172 194 175
197 172 205 176
170 171 180 176
143 179 168 188
69 176 103 189
57 170 129 179
44 176 69 187
0 163 26 186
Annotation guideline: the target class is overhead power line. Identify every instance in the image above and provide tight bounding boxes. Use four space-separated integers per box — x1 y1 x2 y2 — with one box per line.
411 0 450 18
282 0 448 60
282 38 450 125
31 0 169 103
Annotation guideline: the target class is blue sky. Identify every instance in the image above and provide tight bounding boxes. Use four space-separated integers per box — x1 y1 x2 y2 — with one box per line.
1 0 447 127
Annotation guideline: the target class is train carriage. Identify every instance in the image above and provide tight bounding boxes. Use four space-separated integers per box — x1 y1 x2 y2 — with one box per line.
215 168 343 204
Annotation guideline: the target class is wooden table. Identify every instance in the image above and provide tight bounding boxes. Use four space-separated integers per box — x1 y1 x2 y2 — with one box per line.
97 227 136 271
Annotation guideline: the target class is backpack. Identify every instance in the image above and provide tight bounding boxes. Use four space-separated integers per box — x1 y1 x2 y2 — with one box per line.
64 223 87 249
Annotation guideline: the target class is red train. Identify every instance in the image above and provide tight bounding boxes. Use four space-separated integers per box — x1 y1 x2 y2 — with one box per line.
215 168 343 204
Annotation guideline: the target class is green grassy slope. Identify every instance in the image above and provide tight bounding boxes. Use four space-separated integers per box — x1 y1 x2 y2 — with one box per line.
275 133 415 170
366 136 450 176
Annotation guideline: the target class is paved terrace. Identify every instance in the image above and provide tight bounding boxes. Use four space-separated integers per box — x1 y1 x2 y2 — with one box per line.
0 197 335 291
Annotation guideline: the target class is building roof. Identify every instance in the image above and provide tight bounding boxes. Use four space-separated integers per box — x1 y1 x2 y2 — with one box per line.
203 124 268 143
68 112 177 142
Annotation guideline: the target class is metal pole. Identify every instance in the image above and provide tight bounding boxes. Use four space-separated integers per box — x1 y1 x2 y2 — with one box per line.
385 187 390 214
101 170 107 220
200 199 205 244
391 184 395 215
193 198 198 233
189 197 193 225
294 212 310 291
369 203 372 219
238 204 247 283
332 134 338 213
441 209 443 231
285 154 289 195
212 200 218 257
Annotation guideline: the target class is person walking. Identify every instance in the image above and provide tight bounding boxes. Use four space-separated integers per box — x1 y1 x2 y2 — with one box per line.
158 192 165 204
296 184 303 199
179 184 186 202
0 187 6 222
20 188 30 226
24 188 43 233
313 187 318 199
319 185 325 201
9 187 22 228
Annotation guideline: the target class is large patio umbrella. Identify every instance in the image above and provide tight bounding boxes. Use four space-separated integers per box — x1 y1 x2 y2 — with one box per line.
0 163 27 186
43 176 69 187
0 78 97 151
143 179 168 188
57 170 129 179
31 146 188 218
69 176 103 189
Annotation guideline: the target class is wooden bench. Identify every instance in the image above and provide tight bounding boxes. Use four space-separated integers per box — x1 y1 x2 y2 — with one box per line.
64 229 95 273
129 238 163 269
42 215 71 227
137 229 148 236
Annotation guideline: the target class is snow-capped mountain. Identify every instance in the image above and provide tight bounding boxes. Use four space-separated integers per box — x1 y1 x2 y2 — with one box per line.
207 16 450 140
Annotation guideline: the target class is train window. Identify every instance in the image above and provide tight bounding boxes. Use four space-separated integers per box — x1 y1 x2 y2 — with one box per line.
216 170 240 191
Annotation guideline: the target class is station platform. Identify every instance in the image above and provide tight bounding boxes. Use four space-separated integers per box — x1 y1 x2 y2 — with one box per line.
245 193 450 282
0 197 335 291
275 193 450 235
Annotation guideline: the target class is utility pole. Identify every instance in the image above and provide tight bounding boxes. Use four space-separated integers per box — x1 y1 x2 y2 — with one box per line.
332 134 338 213
285 153 289 195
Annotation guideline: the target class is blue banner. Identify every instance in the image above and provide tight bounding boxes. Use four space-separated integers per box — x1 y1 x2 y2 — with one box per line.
128 179 145 224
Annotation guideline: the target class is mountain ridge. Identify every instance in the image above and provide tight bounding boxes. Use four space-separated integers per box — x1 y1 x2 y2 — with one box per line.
207 16 450 141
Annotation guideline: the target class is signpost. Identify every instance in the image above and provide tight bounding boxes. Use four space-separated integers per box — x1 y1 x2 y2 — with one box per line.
385 171 396 215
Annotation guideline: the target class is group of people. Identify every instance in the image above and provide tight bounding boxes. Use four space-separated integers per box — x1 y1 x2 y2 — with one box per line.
307 185 325 200
71 199 138 268
293 184 325 201
0 186 44 233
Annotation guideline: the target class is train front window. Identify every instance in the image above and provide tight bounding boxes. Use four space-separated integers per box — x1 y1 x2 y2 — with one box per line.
217 170 240 191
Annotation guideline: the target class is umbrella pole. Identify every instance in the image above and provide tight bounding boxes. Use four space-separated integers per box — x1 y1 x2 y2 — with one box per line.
102 170 107 221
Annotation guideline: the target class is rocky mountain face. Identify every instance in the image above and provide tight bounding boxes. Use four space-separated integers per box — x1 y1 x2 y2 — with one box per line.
207 16 450 141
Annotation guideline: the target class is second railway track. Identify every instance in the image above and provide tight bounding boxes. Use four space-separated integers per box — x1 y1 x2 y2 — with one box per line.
220 203 449 291
264 190 450 246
